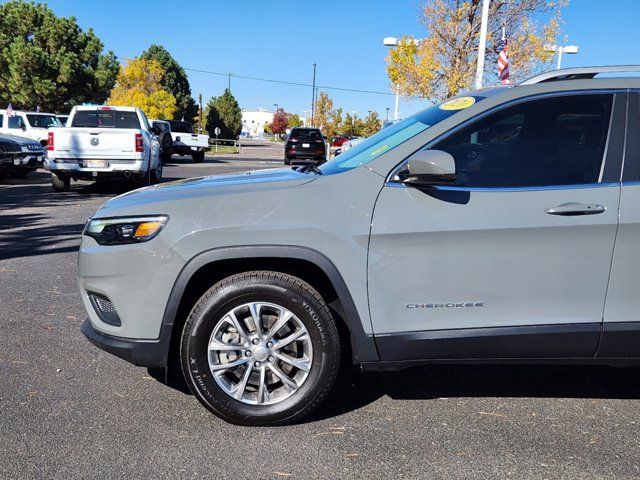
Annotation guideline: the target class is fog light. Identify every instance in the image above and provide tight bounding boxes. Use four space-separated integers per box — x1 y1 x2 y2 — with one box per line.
88 292 121 326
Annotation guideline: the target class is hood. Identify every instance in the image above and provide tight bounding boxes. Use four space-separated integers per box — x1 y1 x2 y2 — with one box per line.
0 133 40 146
97 167 319 216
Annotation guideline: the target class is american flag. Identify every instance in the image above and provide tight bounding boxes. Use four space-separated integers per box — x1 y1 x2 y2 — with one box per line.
497 28 510 85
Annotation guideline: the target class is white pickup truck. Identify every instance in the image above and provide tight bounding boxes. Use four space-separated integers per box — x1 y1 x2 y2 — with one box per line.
45 106 162 192
150 119 209 163
0 109 64 146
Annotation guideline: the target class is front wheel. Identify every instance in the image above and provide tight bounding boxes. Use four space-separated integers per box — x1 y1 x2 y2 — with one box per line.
180 271 341 426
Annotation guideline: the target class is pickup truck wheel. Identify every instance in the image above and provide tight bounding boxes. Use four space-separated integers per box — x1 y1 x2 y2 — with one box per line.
192 151 205 163
51 173 70 192
284 157 291 165
138 165 151 187
151 161 163 184
180 271 340 426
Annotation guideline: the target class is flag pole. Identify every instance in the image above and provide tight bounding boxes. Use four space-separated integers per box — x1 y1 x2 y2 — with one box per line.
475 0 491 90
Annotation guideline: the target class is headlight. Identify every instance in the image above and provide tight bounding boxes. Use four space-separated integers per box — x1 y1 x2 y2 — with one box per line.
84 215 169 245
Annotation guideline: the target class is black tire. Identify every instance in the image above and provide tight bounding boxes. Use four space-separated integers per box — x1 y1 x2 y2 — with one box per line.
151 160 162 184
284 157 291 165
137 161 151 187
158 131 173 151
192 151 205 163
51 173 70 192
160 152 172 163
180 271 341 426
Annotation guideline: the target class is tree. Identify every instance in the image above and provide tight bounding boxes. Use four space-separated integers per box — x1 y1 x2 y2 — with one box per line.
341 112 360 137
361 111 382 137
287 113 302 129
386 0 565 100
269 108 289 136
141 44 197 121
313 91 345 139
108 58 177 119
0 0 119 113
205 88 242 139
313 91 333 131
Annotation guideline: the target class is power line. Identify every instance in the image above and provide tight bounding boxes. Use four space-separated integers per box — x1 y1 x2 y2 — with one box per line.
183 67 396 96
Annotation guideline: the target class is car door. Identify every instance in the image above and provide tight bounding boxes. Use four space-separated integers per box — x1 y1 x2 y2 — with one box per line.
369 92 625 361
599 91 640 357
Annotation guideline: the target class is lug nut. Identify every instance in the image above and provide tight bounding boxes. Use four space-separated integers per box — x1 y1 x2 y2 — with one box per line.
268 356 275 362
245 350 252 357
266 341 273 348
254 361 261 368
252 338 259 345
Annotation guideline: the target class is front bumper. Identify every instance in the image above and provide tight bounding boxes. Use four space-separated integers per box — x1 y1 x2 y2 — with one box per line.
81 319 171 367
0 153 45 172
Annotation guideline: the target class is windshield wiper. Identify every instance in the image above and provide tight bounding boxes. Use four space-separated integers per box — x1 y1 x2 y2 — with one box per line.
295 164 323 175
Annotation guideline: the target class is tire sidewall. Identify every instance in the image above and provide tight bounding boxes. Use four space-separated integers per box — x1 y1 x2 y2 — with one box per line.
181 274 338 424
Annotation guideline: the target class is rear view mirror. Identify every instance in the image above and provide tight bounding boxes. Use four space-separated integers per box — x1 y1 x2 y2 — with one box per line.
396 149 456 187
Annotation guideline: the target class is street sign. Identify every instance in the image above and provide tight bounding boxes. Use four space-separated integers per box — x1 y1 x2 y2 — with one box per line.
214 127 221 136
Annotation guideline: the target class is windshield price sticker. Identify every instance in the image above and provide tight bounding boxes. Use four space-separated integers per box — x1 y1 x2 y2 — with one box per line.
439 96 476 111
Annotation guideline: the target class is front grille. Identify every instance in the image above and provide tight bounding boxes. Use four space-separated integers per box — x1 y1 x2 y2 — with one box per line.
88 292 121 326
0 143 21 153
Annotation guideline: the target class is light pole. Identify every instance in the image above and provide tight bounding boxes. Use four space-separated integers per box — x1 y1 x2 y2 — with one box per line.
385 107 390 122
383 36 401 121
545 44 580 69
474 0 491 89
273 103 279 112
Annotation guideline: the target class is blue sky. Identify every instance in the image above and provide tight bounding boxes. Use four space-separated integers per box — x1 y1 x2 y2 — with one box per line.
34 0 640 119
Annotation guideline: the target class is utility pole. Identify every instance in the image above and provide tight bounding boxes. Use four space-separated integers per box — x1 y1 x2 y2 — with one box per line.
474 0 491 90
228 73 231 91
386 107 390 122
198 93 203 133
311 63 316 127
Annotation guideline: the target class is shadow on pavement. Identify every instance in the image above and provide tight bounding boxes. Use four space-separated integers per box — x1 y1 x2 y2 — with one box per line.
308 363 640 422
0 218 84 260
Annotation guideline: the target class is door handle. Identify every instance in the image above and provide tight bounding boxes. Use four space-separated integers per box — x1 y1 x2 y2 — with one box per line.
545 202 606 216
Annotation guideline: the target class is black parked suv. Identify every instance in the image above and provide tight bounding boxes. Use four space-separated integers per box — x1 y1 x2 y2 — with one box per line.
0 133 46 180
284 127 326 165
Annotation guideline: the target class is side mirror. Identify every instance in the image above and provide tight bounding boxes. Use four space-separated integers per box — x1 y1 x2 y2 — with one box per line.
396 149 456 187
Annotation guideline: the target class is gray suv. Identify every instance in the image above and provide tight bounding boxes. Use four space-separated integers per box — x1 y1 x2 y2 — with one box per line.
80 66 640 425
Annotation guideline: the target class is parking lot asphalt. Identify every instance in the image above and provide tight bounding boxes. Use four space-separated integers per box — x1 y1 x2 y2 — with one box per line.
1 140 640 480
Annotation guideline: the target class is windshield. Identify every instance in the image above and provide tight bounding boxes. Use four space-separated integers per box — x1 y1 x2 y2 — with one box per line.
320 96 485 175
71 110 141 129
26 114 62 128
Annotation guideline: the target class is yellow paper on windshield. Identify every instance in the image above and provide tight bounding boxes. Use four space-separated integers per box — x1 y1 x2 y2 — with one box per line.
439 96 476 110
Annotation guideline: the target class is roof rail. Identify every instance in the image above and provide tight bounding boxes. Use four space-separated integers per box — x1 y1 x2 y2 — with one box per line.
520 65 640 85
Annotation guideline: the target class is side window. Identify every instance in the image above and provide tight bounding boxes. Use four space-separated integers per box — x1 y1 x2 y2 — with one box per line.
0 114 3 127
8 115 26 129
140 112 151 131
433 94 613 188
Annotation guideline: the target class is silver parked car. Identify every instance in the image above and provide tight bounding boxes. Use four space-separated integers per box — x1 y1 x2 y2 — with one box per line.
80 66 640 425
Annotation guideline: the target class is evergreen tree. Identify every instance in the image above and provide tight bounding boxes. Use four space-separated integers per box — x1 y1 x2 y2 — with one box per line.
205 89 242 139
141 44 197 121
0 0 119 112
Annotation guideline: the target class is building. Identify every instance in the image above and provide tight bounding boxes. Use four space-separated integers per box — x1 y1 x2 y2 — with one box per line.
241 109 274 138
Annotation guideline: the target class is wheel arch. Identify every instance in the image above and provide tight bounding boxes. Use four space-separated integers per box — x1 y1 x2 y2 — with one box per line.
162 246 379 373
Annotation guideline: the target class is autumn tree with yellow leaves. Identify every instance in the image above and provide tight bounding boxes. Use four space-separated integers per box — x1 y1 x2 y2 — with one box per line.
108 58 177 119
386 0 567 101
